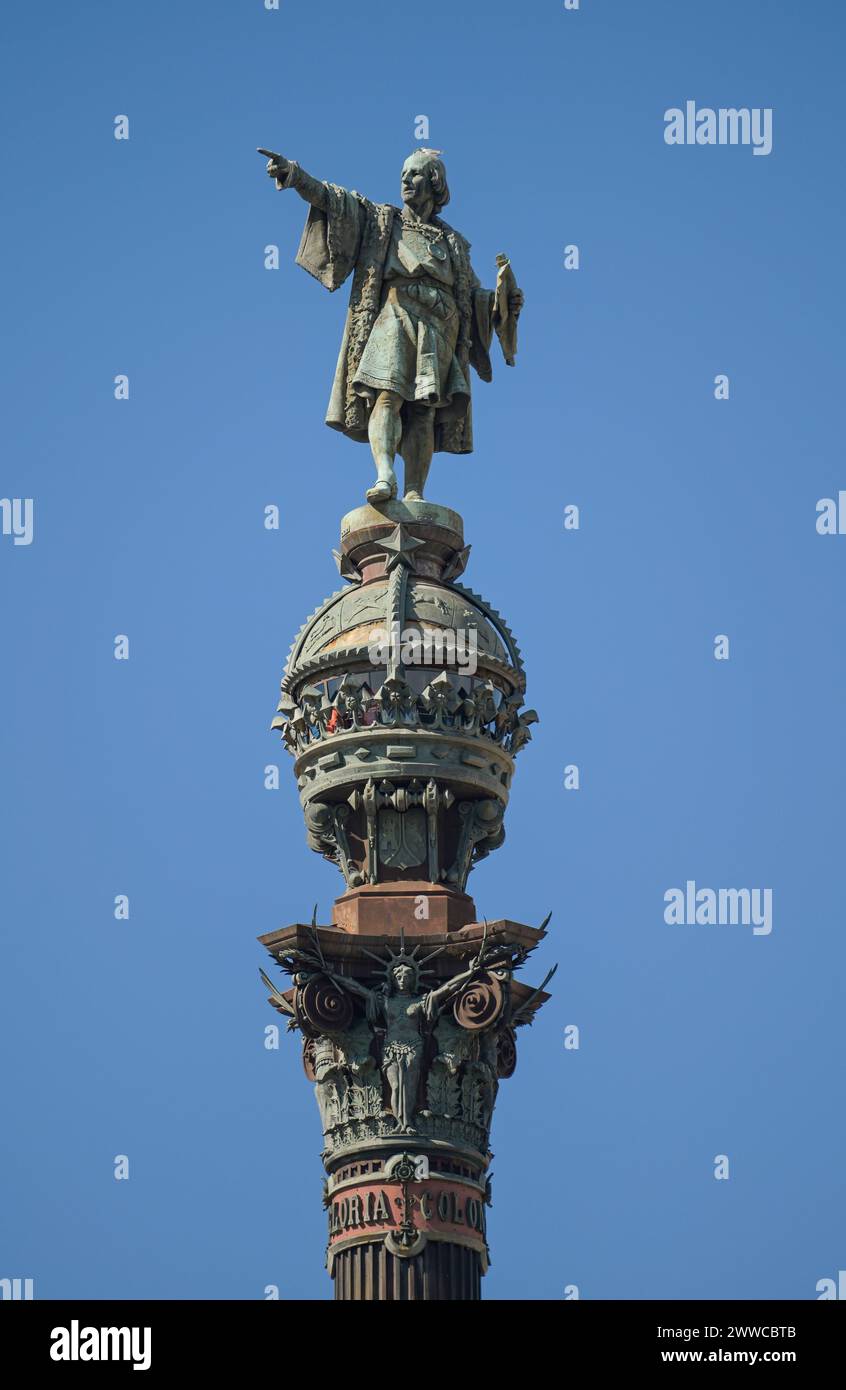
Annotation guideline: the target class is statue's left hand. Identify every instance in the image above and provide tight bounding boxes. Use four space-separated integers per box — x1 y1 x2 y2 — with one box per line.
508 289 525 317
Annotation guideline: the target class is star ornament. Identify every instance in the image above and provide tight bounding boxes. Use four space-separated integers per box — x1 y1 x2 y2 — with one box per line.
380 524 425 572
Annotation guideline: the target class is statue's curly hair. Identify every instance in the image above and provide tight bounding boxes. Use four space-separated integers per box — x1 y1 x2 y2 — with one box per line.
407 148 450 213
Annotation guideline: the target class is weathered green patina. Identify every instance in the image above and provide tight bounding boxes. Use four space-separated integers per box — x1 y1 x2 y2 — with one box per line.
258 147 523 502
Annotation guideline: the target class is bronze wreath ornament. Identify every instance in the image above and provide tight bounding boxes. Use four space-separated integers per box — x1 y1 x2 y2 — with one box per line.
452 970 504 1031
296 976 354 1035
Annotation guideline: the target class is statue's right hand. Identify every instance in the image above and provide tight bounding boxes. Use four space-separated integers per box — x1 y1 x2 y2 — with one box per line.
257 148 291 186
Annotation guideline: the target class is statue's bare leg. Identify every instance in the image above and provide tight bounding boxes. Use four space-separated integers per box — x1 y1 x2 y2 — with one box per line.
387 1061 404 1130
401 403 435 500
403 1061 420 1132
366 390 401 503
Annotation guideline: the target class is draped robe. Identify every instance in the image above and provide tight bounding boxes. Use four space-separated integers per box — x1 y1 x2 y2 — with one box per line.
289 178 500 455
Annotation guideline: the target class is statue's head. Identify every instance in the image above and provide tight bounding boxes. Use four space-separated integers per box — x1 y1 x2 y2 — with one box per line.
390 961 418 995
401 149 450 215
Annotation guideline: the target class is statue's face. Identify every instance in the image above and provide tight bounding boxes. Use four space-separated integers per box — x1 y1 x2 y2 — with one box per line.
392 964 415 994
400 155 434 212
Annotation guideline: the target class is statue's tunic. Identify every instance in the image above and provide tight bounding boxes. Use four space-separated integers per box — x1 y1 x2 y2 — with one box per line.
282 164 498 455
354 221 469 416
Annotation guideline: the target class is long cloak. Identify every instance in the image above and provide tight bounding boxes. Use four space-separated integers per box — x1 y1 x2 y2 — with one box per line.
292 182 497 454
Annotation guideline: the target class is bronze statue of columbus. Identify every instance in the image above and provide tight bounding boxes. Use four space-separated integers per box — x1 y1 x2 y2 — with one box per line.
258 146 524 503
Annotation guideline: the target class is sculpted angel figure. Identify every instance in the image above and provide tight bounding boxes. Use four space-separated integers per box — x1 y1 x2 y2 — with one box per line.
320 953 487 1134
259 146 524 503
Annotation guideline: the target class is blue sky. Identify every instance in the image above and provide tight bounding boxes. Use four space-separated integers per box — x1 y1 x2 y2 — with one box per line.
2 0 844 1299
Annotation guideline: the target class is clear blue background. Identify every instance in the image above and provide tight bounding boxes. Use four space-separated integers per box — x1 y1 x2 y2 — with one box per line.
2 0 844 1300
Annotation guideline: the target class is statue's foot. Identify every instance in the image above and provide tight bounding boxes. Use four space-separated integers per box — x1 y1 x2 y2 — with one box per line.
366 476 397 504
403 489 423 502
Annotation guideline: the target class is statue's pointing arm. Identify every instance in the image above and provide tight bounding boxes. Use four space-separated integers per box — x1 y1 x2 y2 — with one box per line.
260 149 363 292
264 152 329 212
